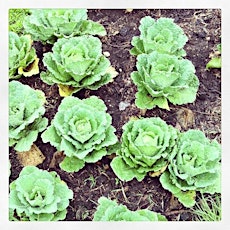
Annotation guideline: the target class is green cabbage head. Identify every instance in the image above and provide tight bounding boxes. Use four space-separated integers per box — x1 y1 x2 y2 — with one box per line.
111 117 178 182
131 52 199 110
160 130 221 207
9 31 39 79
93 197 167 221
9 166 73 221
130 16 188 57
41 96 118 172
41 35 117 96
23 9 106 44
9 81 48 152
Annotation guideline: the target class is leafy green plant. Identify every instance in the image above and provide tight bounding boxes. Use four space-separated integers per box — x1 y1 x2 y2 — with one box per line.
23 9 106 44
111 117 178 182
40 35 118 96
206 44 221 69
41 96 118 172
191 193 221 221
9 81 48 152
9 166 73 221
130 16 188 57
160 130 221 208
131 52 199 110
93 196 167 221
9 9 30 35
9 31 39 79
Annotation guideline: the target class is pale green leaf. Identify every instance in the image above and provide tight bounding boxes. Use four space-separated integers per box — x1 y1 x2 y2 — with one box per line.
23 9 105 44
110 157 146 182
206 57 221 69
93 197 167 221
9 166 73 221
59 156 85 173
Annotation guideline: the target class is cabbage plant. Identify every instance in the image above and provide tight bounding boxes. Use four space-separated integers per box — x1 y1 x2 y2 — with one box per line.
131 52 199 110
9 81 48 152
9 166 73 221
160 130 221 207
41 35 118 96
23 9 106 44
130 16 188 57
41 96 118 172
9 31 39 79
111 117 178 182
93 197 167 221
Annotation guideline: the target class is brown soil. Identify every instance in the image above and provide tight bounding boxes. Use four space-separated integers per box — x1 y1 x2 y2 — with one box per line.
9 9 221 221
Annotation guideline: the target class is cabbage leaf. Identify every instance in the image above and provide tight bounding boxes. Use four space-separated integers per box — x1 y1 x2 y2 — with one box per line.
131 52 199 110
41 96 118 172
9 32 39 79
111 117 178 181
130 16 188 57
23 9 106 44
41 36 118 96
9 81 48 152
93 197 167 221
9 166 73 221
160 130 221 207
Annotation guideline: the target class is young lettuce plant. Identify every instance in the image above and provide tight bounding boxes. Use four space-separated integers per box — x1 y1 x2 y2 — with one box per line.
9 31 39 79
160 130 221 208
131 52 199 110
41 96 118 172
9 81 48 152
40 35 118 96
110 117 178 182
130 16 188 57
23 9 106 44
9 166 73 221
93 197 167 221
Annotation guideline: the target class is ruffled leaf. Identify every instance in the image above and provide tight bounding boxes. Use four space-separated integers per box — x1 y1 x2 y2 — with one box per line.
111 117 178 182
130 16 188 57
9 81 48 152
9 166 73 221
9 32 39 79
41 96 118 172
59 156 85 173
160 130 221 207
93 197 167 221
41 36 117 95
23 9 106 44
131 52 199 110
110 157 146 182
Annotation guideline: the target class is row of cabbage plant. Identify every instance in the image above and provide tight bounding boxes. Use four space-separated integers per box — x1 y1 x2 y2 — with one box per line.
110 116 221 208
122 16 220 208
130 16 200 110
9 9 117 221
9 79 221 211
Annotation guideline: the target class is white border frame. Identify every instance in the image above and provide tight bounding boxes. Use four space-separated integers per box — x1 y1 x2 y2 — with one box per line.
1 1 229 229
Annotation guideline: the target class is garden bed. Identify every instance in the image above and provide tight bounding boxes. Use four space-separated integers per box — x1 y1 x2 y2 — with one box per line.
9 9 221 221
